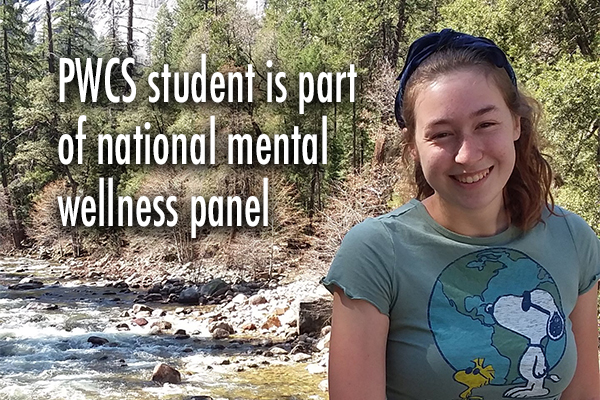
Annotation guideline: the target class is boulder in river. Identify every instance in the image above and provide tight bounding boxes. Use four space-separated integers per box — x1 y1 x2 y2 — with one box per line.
209 322 234 334
306 363 327 374
298 298 332 335
132 304 153 314
200 278 229 297
149 325 161 335
178 286 200 304
27 314 47 323
87 271 102 279
151 363 181 384
211 328 230 339
87 336 109 346
113 281 128 289
144 293 164 302
174 329 190 339
25 301 58 311
261 314 281 330
116 323 130 331
8 278 44 290
231 293 247 304
151 308 167 317
316 332 331 351
151 320 172 330
132 318 148 326
240 322 257 331
148 283 162 293
248 294 267 305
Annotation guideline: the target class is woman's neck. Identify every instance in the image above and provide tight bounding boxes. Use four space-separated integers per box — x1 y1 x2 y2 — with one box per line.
421 195 510 237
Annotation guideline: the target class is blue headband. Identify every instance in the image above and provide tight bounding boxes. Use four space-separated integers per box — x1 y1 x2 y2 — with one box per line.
394 29 517 127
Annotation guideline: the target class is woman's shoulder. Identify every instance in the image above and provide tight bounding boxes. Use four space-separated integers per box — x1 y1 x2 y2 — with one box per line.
543 204 596 231
541 204 598 250
373 199 423 224
542 205 600 295
347 199 423 237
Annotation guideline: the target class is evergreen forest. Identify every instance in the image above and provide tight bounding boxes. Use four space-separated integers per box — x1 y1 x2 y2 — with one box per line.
1 0 599 275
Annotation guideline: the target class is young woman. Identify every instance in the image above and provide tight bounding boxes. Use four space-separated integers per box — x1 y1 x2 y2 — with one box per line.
323 29 600 400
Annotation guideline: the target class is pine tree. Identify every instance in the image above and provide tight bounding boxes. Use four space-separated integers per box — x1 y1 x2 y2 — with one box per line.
150 4 174 66
169 0 205 67
54 0 95 58
0 0 38 247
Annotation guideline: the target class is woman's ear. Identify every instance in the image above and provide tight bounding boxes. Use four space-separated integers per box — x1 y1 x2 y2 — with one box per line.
410 145 418 161
403 128 418 161
513 115 521 141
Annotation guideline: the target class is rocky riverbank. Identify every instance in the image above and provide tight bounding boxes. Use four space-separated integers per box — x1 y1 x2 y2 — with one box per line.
1 256 332 399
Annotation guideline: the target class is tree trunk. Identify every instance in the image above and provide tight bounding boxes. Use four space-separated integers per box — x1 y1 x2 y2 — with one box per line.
0 147 23 248
390 0 406 69
308 163 322 215
1 3 25 248
381 20 387 61
126 0 134 94
111 0 117 55
431 0 439 30
127 0 134 59
66 0 72 56
46 0 55 73
64 166 81 256
333 101 337 138
559 0 596 59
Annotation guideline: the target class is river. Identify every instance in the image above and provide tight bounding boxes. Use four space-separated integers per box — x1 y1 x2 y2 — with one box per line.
0 257 328 400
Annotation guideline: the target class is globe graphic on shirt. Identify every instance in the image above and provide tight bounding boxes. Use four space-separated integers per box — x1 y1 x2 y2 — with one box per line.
428 248 566 386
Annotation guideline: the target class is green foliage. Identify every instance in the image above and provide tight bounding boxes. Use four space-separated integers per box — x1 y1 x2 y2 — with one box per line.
54 0 96 58
0 0 37 122
532 56 600 230
2 0 599 255
169 0 209 68
97 0 128 59
438 0 553 78
117 168 147 198
151 5 174 67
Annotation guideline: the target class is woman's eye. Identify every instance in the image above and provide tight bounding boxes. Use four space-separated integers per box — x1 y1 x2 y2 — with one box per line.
478 122 496 129
431 132 451 140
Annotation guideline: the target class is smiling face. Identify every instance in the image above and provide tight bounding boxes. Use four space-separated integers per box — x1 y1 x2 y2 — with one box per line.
411 68 521 224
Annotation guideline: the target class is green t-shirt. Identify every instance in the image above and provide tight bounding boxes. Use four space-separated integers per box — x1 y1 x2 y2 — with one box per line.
323 199 600 400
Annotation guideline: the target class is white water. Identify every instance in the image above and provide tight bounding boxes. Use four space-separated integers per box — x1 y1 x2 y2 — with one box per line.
0 257 326 400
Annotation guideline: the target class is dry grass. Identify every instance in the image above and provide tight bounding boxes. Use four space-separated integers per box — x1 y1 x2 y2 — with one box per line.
308 160 414 274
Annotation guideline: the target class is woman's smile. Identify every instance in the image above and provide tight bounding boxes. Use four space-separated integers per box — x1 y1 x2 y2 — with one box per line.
451 166 492 184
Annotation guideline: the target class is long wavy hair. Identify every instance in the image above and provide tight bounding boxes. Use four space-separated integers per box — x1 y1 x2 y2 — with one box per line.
400 48 554 231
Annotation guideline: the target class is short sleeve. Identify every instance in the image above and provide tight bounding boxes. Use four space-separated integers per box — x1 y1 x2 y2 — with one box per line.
321 218 396 316
564 212 600 295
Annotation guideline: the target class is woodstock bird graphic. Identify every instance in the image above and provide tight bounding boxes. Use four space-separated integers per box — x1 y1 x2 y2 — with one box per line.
454 358 495 400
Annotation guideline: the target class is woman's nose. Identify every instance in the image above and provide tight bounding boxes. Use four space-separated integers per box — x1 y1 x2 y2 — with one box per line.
455 135 483 165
